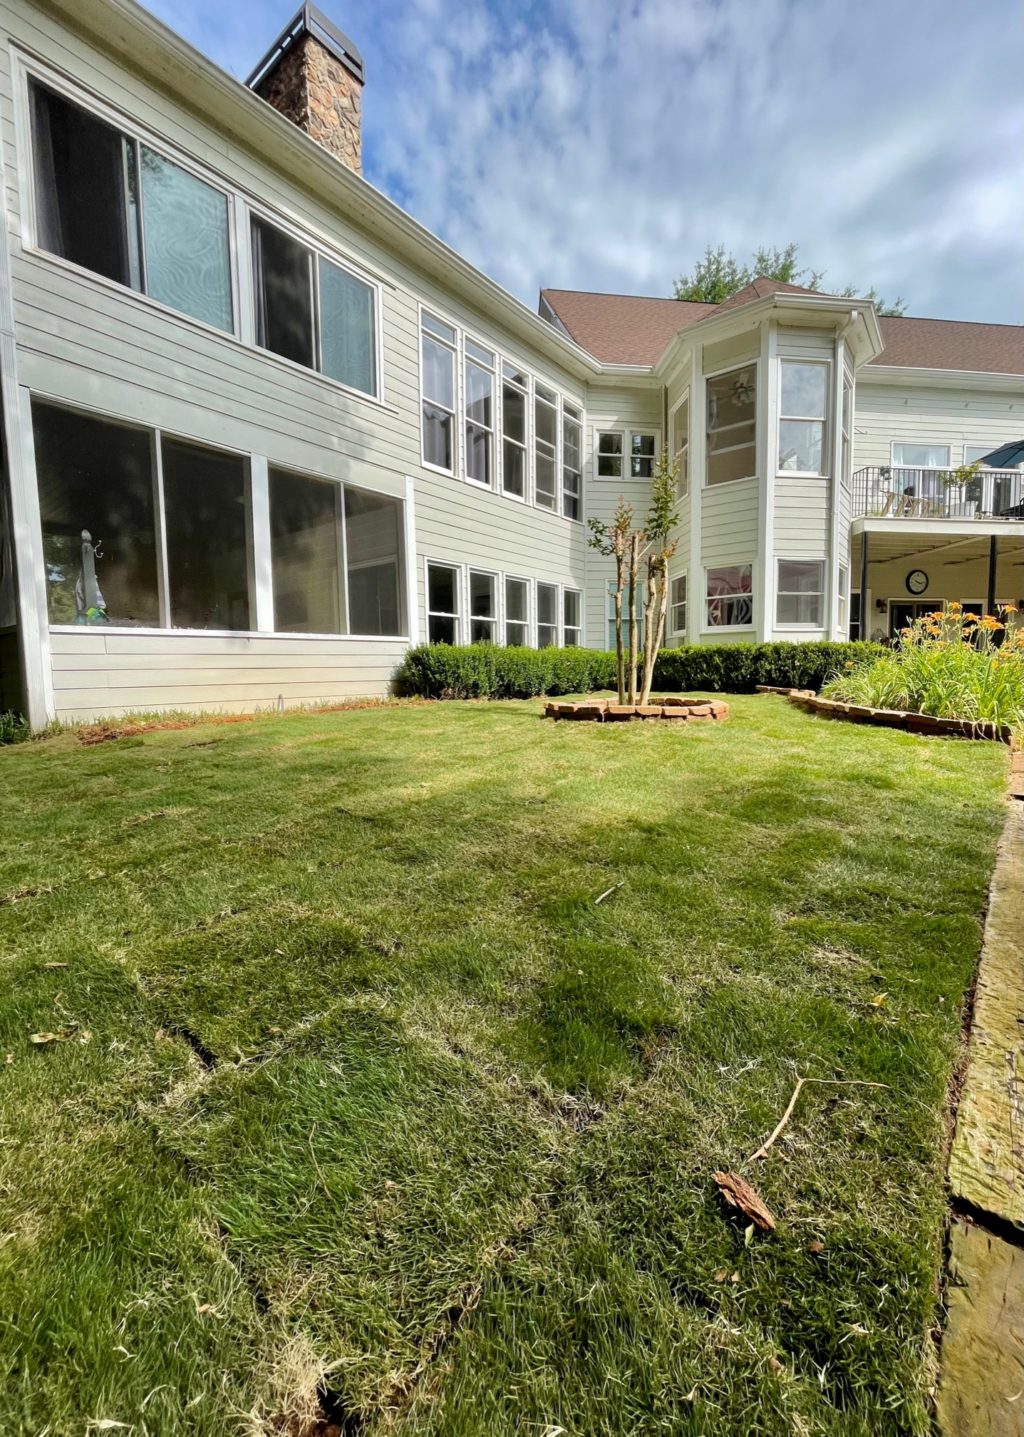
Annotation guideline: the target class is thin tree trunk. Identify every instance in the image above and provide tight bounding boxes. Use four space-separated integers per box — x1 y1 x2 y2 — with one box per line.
627 534 639 705
614 548 625 704
639 563 658 705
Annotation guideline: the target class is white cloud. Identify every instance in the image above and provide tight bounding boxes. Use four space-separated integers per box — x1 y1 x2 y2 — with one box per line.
143 0 1024 321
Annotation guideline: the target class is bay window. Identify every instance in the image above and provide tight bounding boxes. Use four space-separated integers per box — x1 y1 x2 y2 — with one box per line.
562 403 582 519
705 564 753 628
776 559 824 626
501 364 528 498
465 339 495 487
270 469 343 634
253 216 376 394
505 577 529 645
344 488 404 636
670 575 687 635
706 367 756 486
779 362 828 475
161 438 251 630
30 79 233 332
468 570 497 642
537 582 559 647
563 589 582 646
427 562 459 643
597 432 623 478
421 313 457 471
534 386 559 509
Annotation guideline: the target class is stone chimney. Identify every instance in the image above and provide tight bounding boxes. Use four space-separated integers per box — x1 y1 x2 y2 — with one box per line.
247 5 364 175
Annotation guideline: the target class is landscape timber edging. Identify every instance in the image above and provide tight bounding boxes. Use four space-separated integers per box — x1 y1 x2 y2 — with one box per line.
545 697 729 723
780 691 1012 744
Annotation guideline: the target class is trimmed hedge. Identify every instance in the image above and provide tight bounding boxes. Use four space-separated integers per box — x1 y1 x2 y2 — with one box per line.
395 641 883 700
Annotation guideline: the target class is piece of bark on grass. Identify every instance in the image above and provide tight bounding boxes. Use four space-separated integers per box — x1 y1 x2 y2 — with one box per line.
713 1170 776 1232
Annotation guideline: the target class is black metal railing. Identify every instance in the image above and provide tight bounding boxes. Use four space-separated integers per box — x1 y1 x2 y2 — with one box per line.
851 466 1024 521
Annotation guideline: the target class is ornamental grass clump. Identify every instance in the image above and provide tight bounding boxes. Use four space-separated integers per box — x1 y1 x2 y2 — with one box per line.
822 603 1024 734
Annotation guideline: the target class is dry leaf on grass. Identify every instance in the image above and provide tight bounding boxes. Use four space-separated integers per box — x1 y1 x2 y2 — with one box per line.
42 962 68 970
712 1170 776 1231
808 1239 825 1254
29 1027 90 1046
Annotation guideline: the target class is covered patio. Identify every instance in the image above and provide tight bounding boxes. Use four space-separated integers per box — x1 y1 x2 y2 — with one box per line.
851 518 1024 641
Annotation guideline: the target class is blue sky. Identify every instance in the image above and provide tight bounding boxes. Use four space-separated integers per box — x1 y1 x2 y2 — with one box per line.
141 0 1023 323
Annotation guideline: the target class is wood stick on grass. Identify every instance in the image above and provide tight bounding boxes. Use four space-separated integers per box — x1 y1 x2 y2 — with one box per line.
594 881 623 905
748 1076 890 1163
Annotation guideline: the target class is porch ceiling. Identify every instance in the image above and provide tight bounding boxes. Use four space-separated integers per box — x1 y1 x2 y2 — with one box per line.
850 529 1024 567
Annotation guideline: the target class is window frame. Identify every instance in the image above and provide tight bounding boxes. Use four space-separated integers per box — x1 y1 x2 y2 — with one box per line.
467 566 499 644
628 430 659 481
419 305 460 476
499 359 531 503
837 563 849 636
504 574 531 647
562 587 582 646
463 334 496 490
561 401 583 521
669 573 687 637
778 359 830 479
534 383 560 512
425 558 461 645
703 562 755 632
669 394 690 498
595 429 625 480
775 558 826 630
536 580 560 647
889 440 951 470
705 361 758 489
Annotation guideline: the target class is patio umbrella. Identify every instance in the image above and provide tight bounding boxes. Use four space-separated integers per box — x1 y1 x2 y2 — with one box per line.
976 438 1024 468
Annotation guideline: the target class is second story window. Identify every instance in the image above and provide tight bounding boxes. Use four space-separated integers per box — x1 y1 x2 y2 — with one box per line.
779 362 828 475
630 433 657 478
30 80 233 333
501 364 529 499
421 313 457 471
464 340 495 487
672 399 689 497
706 366 756 486
252 217 376 395
534 385 559 509
562 403 583 519
597 432 624 478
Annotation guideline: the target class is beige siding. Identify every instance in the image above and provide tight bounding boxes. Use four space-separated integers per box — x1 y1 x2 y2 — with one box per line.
774 478 829 554
704 332 759 372
49 630 406 720
854 379 1024 471
701 478 758 566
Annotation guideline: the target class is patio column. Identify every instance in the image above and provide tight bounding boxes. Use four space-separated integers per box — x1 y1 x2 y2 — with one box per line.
986 535 998 616
859 531 869 639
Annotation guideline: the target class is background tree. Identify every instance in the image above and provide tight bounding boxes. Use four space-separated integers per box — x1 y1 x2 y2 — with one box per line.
673 242 906 317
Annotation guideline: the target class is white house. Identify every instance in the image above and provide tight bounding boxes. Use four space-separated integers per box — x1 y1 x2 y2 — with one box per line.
0 0 1020 726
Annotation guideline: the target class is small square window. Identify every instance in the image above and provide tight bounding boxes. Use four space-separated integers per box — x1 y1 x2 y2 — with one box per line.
597 431 623 478
630 433 656 479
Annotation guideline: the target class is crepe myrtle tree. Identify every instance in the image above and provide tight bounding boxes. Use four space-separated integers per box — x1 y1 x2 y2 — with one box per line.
587 449 680 706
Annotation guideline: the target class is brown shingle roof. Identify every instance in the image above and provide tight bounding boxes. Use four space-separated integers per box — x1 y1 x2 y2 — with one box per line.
539 285 1024 376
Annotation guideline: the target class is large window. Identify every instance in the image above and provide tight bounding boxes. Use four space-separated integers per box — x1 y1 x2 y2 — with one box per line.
562 403 582 519
421 313 456 472
31 80 233 332
344 488 404 635
841 378 852 487
464 339 495 487
672 399 689 497
838 564 849 636
706 367 756 486
776 559 824 626
670 574 687 635
505 577 528 645
468 570 497 642
161 439 251 630
270 469 343 634
252 217 376 394
705 564 753 628
501 364 528 499
537 582 558 647
534 386 558 509
34 401 159 626
891 442 950 469
563 589 582 646
779 362 828 475
427 562 459 643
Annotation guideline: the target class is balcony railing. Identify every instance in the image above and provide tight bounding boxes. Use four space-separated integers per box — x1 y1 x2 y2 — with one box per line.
851 466 1024 521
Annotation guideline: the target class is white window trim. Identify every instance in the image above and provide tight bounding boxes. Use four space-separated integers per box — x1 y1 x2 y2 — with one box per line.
467 565 500 642
702 562 755 633
419 302 460 477
499 359 531 505
424 557 462 644
669 393 690 498
777 358 830 479
533 384 560 514
594 427 625 480
536 580 561 647
774 557 826 630
463 332 496 492
669 571 688 636
889 440 952 469
562 585 583 646
503 574 532 647
704 360 758 489
15 52 390 412
627 429 660 482
561 402 584 523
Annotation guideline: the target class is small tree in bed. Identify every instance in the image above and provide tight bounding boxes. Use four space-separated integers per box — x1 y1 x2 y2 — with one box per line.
638 451 680 704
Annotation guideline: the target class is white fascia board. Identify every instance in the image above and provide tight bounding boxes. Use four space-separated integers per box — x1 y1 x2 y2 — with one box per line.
860 365 1024 394
52 0 602 381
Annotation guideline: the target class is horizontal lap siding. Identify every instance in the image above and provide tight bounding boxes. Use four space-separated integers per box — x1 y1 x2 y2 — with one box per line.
854 381 1024 470
49 631 407 720
774 478 828 555
701 478 758 565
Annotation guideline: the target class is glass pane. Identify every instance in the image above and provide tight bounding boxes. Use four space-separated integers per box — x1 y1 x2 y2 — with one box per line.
503 440 525 497
422 312 455 344
706 564 753 627
535 455 556 506
503 362 528 387
466 423 492 486
598 432 623 455
465 338 493 366
673 401 689 455
563 417 582 472
778 420 824 473
428 564 456 615
781 362 827 419
319 257 376 394
33 401 158 626
423 404 452 470
428 613 456 644
892 443 950 468
505 578 527 622
631 434 656 458
778 560 823 593
503 383 526 443
505 621 527 646
535 398 557 448
537 625 557 647
537 584 557 626
777 592 821 624
671 576 686 605
466 363 493 428
469 571 495 618
140 146 232 331
269 469 342 634
470 617 495 642
707 367 755 432
253 218 314 368
598 454 622 477
563 589 580 628
422 336 455 410
162 438 250 630
31 82 133 287
344 488 404 636
707 430 756 486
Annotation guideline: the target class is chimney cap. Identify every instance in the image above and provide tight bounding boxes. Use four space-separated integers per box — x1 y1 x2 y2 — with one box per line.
246 4 364 90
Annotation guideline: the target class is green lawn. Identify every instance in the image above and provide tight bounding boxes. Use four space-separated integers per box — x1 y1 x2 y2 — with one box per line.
0 696 1007 1436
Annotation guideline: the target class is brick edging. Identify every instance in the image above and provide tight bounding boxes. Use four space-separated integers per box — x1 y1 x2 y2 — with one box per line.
778 690 1012 744
545 697 729 723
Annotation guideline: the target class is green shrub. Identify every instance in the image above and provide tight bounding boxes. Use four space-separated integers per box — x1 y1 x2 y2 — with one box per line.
395 641 880 700
823 606 1024 733
0 711 30 745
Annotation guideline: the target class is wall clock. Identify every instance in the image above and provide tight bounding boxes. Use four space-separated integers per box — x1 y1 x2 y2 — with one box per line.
906 569 929 595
